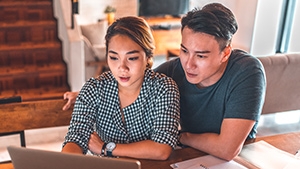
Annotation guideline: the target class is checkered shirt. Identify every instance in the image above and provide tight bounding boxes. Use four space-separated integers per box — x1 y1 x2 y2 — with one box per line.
63 69 180 154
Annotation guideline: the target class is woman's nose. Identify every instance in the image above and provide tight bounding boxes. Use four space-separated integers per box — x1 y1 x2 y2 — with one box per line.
119 60 129 71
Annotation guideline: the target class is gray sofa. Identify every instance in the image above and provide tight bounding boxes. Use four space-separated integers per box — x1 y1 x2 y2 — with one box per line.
258 53 300 114
80 20 108 80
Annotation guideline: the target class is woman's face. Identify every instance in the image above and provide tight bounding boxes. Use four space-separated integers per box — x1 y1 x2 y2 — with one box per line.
107 34 148 89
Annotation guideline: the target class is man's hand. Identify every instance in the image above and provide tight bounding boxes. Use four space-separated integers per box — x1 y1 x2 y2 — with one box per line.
62 91 79 110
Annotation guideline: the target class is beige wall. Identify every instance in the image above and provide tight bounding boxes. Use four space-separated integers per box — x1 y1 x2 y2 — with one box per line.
189 0 258 53
77 0 138 25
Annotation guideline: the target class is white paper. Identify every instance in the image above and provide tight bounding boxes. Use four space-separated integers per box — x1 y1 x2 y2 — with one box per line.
170 155 247 169
239 140 300 169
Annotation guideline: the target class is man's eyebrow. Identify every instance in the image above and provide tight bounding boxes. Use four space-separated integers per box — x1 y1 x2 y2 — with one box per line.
181 44 211 54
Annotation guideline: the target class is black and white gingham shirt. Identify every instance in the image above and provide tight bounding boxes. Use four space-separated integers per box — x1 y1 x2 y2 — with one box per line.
63 69 180 154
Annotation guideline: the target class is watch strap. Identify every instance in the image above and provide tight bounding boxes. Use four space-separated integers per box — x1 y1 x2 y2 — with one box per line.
107 150 113 157
101 142 107 156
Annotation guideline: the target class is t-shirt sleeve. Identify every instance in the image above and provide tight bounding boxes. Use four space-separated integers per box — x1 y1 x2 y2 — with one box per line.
225 59 266 121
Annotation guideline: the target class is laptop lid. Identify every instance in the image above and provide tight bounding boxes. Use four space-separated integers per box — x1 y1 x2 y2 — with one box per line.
7 146 141 169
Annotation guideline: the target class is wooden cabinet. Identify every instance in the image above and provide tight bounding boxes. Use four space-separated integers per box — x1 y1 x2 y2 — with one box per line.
144 17 182 57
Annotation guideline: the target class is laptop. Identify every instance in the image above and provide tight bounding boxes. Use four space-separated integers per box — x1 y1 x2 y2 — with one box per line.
7 146 141 169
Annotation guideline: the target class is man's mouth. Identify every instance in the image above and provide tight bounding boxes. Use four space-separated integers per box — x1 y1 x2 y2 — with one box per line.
186 72 197 78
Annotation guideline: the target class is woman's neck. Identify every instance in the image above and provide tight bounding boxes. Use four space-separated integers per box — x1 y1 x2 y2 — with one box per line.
118 84 142 108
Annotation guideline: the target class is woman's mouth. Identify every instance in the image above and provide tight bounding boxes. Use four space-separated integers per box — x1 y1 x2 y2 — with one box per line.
119 76 130 82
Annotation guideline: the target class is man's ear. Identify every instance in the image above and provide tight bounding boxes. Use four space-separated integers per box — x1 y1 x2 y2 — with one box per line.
221 45 232 62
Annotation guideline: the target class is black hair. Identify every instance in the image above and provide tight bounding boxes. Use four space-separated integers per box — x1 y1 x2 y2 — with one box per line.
181 3 238 51
105 16 155 67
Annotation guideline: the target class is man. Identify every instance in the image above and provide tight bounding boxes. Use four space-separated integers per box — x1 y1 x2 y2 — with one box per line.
63 3 266 161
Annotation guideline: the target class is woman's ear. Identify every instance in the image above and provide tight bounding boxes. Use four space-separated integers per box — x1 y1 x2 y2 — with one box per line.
221 45 232 62
147 57 153 68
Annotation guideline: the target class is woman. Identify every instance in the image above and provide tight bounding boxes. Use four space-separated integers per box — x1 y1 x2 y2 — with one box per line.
62 16 180 160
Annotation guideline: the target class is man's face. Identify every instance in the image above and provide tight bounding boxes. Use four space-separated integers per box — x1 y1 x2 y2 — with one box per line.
180 27 231 88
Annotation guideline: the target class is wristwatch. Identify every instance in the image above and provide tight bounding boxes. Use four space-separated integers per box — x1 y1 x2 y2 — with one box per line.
106 142 116 157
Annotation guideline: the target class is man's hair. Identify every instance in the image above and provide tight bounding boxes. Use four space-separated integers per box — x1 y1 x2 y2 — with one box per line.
181 3 238 51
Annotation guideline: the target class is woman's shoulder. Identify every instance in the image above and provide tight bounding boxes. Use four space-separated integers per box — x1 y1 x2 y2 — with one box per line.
86 71 115 84
146 69 175 81
83 71 116 91
144 69 178 91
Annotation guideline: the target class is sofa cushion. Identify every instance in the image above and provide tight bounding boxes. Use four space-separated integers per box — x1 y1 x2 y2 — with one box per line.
80 20 108 45
258 53 300 114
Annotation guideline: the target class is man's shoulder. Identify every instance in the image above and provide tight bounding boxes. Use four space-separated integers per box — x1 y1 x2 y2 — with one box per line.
230 49 262 67
145 69 178 86
154 58 183 77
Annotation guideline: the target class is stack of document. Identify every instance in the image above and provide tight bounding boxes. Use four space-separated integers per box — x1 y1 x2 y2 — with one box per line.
170 154 249 169
170 141 300 169
239 140 300 169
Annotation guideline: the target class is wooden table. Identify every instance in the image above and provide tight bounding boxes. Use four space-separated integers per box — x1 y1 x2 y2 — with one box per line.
1 132 299 169
140 132 300 168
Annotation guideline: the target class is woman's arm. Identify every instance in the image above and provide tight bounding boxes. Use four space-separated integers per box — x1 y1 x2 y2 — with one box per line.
62 142 84 154
114 140 172 160
88 132 172 160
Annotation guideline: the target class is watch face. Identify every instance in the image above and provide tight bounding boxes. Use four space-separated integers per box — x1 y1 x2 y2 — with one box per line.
106 142 116 151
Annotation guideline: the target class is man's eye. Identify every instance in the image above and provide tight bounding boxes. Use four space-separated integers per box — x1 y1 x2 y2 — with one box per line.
197 55 205 58
109 56 118 60
129 57 138 61
181 48 188 53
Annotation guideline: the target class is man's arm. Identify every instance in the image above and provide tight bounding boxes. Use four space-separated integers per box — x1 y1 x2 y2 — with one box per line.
179 118 255 161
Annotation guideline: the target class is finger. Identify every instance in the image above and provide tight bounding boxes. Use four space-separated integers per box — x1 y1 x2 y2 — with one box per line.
63 92 69 100
62 104 70 111
62 100 71 110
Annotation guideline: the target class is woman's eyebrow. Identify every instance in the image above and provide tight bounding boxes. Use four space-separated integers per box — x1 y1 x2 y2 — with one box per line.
127 50 140 55
108 50 117 54
108 50 140 55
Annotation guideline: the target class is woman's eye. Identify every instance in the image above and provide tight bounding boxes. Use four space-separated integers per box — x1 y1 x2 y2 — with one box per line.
109 56 118 60
129 57 138 61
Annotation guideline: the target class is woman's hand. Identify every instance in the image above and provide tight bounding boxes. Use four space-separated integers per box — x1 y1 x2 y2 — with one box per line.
88 132 104 155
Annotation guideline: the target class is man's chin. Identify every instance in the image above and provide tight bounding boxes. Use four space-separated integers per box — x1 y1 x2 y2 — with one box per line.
185 77 200 85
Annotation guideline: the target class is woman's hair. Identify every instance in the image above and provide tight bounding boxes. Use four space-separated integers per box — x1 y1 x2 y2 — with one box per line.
181 3 238 51
105 16 155 68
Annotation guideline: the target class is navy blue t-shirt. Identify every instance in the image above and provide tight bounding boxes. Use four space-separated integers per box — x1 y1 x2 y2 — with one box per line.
155 49 266 139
